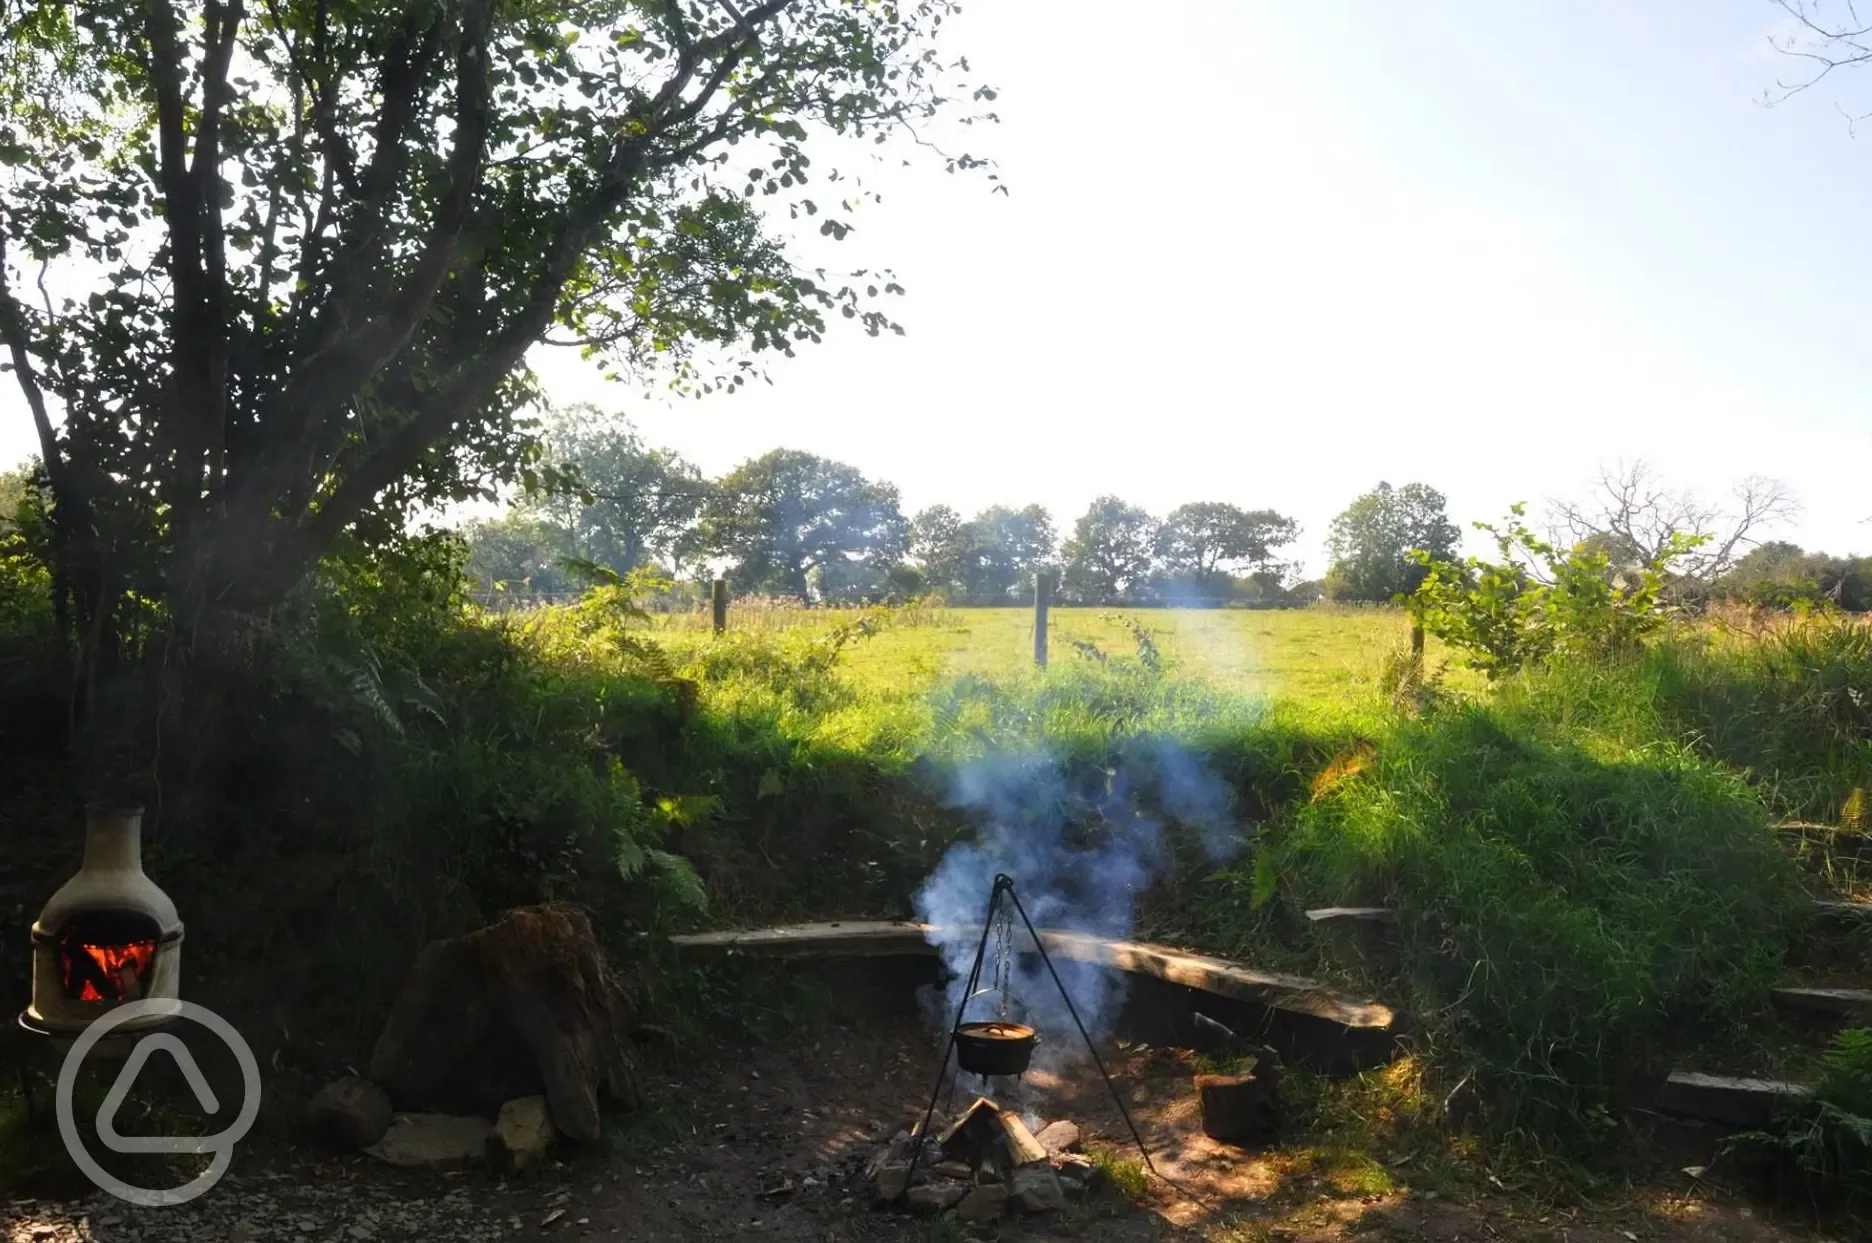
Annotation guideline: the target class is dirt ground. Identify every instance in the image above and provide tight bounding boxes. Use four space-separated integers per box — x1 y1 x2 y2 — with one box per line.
0 1004 1848 1243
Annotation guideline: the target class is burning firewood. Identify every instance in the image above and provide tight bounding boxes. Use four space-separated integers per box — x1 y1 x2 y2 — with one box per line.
937 1096 1048 1172
994 1111 1049 1167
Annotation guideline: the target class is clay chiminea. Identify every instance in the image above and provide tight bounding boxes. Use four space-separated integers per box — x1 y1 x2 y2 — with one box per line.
21 802 184 1044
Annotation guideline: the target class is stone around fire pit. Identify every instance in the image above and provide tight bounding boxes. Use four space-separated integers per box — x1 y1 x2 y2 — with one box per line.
865 1100 1102 1220
904 1179 970 1214
1012 1164 1067 1213
958 1183 1010 1222
1035 1119 1081 1156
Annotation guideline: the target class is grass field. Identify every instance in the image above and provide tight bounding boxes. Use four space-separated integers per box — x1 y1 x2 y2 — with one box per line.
653 603 1487 702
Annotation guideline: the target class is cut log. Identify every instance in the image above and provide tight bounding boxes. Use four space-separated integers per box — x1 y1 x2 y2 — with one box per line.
671 920 933 959
305 1075 392 1150
370 903 641 1143
994 1111 1049 1168
1654 1072 1812 1129
935 1096 1046 1170
1195 1069 1283 1145
1770 986 1872 1021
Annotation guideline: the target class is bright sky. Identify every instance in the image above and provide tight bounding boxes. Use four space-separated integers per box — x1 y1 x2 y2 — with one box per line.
6 0 1872 576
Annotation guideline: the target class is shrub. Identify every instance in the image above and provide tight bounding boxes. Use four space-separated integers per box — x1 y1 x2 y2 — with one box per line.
1410 505 1699 679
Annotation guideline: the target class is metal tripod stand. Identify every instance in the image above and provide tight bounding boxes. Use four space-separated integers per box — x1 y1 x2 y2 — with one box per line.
903 873 1156 1187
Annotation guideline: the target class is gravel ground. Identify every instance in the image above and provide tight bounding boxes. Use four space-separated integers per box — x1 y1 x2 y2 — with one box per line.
0 1010 1848 1243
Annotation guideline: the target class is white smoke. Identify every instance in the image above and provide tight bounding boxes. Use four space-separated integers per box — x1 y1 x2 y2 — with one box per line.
912 739 1244 1074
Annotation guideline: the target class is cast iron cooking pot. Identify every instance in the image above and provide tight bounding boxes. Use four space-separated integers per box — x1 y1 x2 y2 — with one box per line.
954 1020 1038 1076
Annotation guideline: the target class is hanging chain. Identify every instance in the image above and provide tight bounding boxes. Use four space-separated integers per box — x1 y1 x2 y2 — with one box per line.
991 903 1013 1020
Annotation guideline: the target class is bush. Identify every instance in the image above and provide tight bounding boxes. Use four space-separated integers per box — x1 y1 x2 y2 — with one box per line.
1251 682 1805 1153
1410 505 1697 679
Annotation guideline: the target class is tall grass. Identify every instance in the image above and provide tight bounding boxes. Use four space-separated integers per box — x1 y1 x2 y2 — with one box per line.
1261 684 1807 1153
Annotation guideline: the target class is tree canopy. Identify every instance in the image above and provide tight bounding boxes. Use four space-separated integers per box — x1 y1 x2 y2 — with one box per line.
694 448 906 601
1325 481 1460 603
534 404 704 573
1060 495 1157 605
1156 502 1297 594
0 0 991 781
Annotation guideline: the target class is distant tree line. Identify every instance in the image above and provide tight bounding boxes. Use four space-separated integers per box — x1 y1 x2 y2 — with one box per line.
464 409 1826 612
458 405 1324 607
15 408 1814 614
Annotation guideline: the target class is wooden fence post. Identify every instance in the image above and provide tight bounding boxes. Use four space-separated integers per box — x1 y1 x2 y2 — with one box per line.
712 578 728 634
1033 573 1051 668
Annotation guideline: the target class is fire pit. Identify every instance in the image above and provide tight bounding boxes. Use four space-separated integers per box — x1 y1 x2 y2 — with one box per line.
20 802 183 1052
862 1096 1096 1219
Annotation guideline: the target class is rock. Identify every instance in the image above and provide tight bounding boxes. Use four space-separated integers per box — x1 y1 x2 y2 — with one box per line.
904 1179 968 1214
1035 1119 1081 1155
873 1160 912 1202
884 1129 938 1165
306 1076 394 1150
931 1159 973 1180
957 1183 1009 1222
1056 1152 1100 1198
364 1113 494 1169
1011 1164 1066 1213
489 1096 554 1172
371 903 642 1143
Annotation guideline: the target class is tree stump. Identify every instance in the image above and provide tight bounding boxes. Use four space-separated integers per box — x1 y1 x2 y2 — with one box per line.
369 904 642 1142
1195 1067 1282 1146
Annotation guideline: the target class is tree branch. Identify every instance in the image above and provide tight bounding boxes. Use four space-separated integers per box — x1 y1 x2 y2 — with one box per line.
192 0 247 491
141 0 220 521
225 0 799 592
0 237 66 493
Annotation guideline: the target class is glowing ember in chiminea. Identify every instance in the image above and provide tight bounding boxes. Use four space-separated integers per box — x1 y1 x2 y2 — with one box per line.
57 924 156 1003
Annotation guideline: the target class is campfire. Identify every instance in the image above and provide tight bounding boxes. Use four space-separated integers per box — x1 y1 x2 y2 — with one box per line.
20 802 184 1048
865 1095 1097 1219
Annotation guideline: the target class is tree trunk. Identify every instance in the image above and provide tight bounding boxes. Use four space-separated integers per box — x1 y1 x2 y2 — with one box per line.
370 903 643 1142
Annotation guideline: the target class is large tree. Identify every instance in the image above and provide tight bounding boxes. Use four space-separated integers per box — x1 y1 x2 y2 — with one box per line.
958 503 1054 604
696 449 906 601
908 503 967 598
0 0 988 779
1059 496 1156 606
1325 482 1459 603
533 403 704 574
1156 502 1297 594
462 510 577 598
